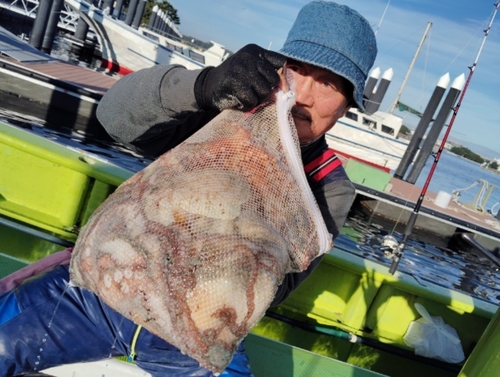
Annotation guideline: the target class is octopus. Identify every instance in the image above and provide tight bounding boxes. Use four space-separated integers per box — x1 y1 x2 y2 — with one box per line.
70 87 333 373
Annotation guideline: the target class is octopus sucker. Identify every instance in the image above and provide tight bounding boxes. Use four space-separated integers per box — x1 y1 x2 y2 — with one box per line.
70 86 331 373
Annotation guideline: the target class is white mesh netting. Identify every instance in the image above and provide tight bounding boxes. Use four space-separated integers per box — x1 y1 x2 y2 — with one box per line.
70 82 333 373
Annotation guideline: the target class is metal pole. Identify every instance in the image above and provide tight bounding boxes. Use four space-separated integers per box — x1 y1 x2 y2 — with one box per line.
74 16 89 42
148 5 159 29
364 68 393 114
390 22 432 113
393 73 449 180
124 0 139 26
405 74 465 184
388 2 500 274
41 0 65 54
30 0 54 50
132 0 147 29
363 67 380 107
374 0 391 36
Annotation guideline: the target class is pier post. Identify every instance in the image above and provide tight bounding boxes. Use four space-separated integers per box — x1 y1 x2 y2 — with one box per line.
406 74 466 184
148 5 159 30
124 0 139 26
394 73 450 180
74 17 89 42
29 0 54 50
132 0 147 29
70 16 91 56
152 9 162 33
157 10 166 33
364 68 393 115
41 0 65 54
363 67 380 108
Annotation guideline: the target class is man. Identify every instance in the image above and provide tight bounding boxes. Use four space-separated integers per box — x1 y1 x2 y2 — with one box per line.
0 1 377 376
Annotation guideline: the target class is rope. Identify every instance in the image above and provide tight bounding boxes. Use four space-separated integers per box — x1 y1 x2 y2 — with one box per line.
128 325 142 362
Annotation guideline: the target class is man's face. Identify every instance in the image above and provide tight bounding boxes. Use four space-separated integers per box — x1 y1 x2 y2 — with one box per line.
286 60 352 144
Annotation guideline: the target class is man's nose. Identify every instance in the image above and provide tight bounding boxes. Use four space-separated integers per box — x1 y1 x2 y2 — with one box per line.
294 75 314 106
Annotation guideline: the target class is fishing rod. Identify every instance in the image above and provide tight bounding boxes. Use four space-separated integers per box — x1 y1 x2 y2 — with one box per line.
386 1 500 275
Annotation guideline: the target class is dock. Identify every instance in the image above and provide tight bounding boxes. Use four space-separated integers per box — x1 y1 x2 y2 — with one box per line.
346 158 500 251
0 25 118 136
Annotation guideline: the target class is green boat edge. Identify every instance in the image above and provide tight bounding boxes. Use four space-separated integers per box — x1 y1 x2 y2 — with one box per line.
1 121 498 377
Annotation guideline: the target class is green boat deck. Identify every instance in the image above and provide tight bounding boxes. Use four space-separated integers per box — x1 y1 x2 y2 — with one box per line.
246 333 388 377
251 248 496 376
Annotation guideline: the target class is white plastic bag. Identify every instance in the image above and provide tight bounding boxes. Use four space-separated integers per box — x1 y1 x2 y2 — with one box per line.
403 303 465 363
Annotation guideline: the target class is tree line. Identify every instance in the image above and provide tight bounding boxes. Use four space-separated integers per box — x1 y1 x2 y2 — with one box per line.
450 145 499 170
141 0 180 25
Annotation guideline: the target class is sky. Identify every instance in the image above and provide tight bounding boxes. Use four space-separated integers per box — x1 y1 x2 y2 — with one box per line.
168 0 500 159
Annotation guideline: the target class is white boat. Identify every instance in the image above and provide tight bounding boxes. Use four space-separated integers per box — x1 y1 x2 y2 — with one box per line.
65 0 230 75
139 27 229 68
326 108 409 171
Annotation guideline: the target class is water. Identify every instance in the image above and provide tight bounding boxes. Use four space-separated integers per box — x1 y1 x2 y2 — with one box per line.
50 34 104 71
338 211 500 306
414 151 500 217
340 151 500 306
338 151 500 305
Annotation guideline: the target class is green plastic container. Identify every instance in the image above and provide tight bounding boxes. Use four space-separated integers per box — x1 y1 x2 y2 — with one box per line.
458 306 500 377
0 121 131 244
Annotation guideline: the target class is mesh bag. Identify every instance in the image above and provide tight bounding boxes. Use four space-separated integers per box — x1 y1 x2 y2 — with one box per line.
70 81 333 373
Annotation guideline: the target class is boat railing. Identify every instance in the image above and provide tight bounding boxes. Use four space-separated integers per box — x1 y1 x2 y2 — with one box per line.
491 202 500 219
144 25 210 54
452 178 500 216
1 0 81 33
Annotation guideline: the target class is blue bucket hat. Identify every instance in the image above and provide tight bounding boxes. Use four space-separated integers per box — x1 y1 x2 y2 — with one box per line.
279 1 377 111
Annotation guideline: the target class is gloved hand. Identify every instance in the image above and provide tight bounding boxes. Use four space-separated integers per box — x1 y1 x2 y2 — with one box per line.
194 44 286 111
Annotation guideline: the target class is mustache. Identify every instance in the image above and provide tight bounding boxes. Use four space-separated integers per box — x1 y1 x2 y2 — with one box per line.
291 106 311 122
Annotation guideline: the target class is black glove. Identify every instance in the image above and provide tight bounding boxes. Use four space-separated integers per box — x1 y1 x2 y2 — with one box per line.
194 44 286 111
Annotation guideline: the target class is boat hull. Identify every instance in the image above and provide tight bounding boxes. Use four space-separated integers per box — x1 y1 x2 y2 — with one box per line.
326 120 409 171
326 108 409 171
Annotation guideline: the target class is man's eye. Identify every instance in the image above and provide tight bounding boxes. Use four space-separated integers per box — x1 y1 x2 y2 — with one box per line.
323 81 339 92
